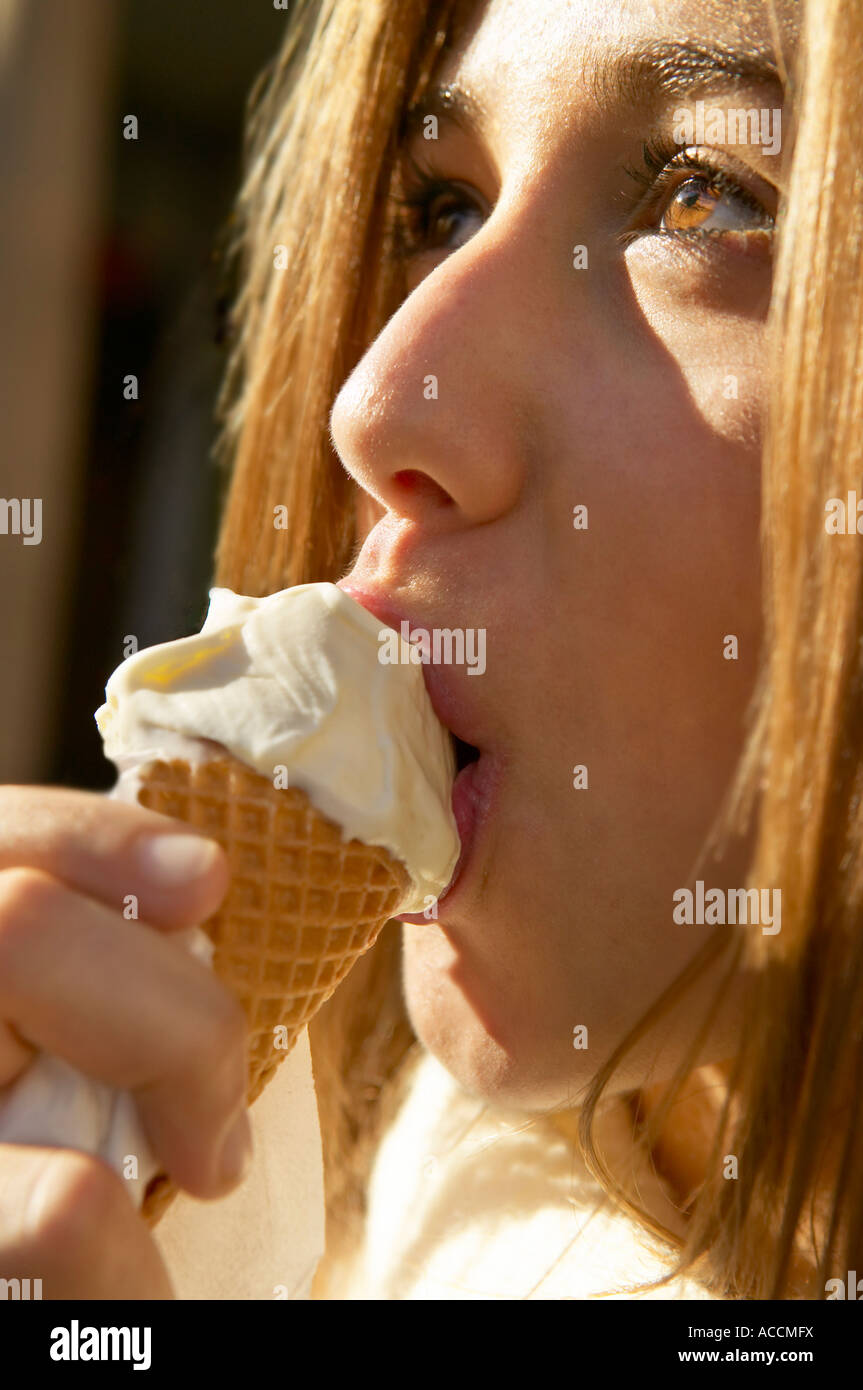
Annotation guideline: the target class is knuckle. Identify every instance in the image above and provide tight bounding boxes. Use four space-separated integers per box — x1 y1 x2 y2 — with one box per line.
0 867 58 948
193 985 248 1102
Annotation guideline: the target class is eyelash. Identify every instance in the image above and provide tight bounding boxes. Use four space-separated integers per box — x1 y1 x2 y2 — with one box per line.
389 151 480 259
620 134 775 242
389 138 775 257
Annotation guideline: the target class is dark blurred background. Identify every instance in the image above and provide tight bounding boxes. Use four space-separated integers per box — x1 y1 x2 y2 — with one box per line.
0 0 291 790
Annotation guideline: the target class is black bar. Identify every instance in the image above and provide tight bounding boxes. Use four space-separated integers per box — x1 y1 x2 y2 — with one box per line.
3 1296 858 1375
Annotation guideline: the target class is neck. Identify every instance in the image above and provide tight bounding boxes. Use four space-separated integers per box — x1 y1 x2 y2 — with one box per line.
637 1060 844 1296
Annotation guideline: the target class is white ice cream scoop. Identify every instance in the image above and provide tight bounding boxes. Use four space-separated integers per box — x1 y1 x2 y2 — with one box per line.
96 582 459 912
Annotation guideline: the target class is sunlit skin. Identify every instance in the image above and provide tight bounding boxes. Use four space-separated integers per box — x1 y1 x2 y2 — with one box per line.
331 0 797 1117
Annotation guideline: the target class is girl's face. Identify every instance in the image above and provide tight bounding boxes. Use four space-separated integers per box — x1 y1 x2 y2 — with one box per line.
331 0 796 1108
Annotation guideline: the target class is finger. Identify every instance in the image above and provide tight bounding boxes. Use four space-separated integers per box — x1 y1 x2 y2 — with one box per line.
0 868 251 1199
0 785 229 930
0 1144 174 1298
0 1018 36 1087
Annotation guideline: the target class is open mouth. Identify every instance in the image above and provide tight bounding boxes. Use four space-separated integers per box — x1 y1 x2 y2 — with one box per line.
406 701 499 916
452 734 481 774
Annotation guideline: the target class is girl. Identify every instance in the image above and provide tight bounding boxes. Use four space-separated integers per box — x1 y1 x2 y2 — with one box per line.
1 0 860 1300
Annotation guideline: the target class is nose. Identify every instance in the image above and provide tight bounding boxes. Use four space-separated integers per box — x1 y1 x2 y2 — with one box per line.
329 221 538 529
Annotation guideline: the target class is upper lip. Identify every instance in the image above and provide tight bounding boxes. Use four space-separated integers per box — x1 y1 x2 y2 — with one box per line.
338 580 487 753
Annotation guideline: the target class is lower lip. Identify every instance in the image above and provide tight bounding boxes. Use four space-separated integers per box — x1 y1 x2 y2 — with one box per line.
397 755 494 922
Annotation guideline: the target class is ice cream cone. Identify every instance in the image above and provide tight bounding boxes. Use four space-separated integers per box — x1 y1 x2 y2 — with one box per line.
132 755 412 1225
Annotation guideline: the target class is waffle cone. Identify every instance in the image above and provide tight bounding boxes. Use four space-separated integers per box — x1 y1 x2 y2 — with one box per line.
131 756 412 1225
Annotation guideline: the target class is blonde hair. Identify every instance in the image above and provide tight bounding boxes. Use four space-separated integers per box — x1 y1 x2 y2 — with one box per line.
213 0 863 1299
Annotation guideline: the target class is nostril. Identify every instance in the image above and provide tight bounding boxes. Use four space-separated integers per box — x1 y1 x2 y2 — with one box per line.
392 469 454 507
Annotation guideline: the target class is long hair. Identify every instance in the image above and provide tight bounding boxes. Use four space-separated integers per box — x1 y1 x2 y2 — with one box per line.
598 0 863 1299
213 0 863 1299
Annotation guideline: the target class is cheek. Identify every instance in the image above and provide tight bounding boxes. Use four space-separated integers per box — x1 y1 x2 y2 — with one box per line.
623 239 771 452
391 247 771 1105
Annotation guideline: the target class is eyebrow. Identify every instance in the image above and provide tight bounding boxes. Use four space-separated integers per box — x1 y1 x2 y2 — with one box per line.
401 39 785 144
401 81 487 144
588 38 785 106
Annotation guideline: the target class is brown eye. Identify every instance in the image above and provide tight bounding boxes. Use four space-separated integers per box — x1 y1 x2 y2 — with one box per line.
421 192 482 251
390 157 488 260
657 172 773 236
623 142 777 245
663 176 723 231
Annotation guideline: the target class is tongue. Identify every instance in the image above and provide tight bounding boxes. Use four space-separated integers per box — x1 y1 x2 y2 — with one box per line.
451 756 480 844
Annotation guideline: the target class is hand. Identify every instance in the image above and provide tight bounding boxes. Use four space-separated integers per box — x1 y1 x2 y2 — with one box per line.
0 784 249 1298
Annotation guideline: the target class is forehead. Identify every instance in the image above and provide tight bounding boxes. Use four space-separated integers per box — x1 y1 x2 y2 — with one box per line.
433 0 798 152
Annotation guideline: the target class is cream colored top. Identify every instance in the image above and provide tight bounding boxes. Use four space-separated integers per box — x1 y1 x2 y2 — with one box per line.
318 1048 719 1301
152 1039 718 1301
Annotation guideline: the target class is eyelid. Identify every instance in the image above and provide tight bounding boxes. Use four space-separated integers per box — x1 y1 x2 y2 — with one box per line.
396 144 439 190
388 143 492 257
620 139 779 242
395 143 492 204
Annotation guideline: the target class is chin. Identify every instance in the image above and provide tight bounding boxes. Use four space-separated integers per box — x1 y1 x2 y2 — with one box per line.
400 921 581 1111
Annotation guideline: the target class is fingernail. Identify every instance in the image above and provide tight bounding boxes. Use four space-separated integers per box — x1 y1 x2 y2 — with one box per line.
135 833 223 888
219 1111 253 1186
